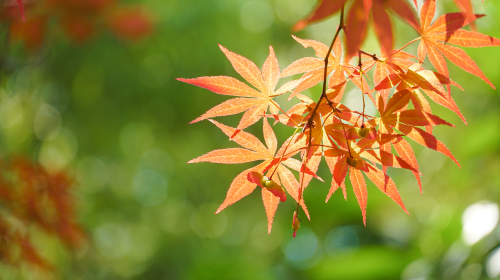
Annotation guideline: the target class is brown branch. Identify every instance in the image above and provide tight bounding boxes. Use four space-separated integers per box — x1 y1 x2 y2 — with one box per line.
296 5 348 218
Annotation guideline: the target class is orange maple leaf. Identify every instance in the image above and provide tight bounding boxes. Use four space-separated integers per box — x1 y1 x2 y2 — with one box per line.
281 35 369 102
366 87 460 170
178 46 300 137
368 50 418 106
323 141 409 225
293 0 418 58
413 0 500 89
188 118 312 233
375 63 466 126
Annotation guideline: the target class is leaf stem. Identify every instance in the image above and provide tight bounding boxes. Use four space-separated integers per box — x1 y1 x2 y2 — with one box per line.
269 126 300 179
359 50 378 61
283 143 339 158
357 51 366 126
296 5 348 218
390 37 421 59
269 99 300 127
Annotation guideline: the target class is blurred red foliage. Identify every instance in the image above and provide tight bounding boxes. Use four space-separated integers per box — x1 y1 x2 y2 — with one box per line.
10 17 48 50
0 157 85 270
1 0 152 50
109 8 152 41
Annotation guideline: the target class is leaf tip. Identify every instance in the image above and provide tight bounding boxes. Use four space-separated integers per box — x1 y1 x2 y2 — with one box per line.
291 34 301 41
292 21 306 32
218 44 228 53
215 204 226 214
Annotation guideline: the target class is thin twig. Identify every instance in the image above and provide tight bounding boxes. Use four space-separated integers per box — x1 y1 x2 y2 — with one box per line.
388 37 421 60
269 126 300 179
269 99 300 127
296 5 346 215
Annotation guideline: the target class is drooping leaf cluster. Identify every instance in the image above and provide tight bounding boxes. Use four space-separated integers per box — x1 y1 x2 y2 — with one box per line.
179 0 500 236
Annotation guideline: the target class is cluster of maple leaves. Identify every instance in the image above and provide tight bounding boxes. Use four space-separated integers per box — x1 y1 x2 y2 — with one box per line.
178 0 500 235
2 0 152 50
294 0 483 58
182 0 499 237
0 157 84 270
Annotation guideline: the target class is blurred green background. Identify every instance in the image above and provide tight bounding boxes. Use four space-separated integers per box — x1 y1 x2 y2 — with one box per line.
1 0 500 279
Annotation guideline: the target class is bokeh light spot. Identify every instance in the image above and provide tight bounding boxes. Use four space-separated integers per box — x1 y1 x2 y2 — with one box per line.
132 169 168 206
282 227 318 263
462 201 499 246
401 259 431 280
190 204 227 239
275 0 312 25
0 96 22 128
34 104 61 141
240 1 274 33
120 122 155 159
461 263 482 280
140 54 172 88
324 226 360 255
39 128 78 171
94 223 130 260
487 247 500 278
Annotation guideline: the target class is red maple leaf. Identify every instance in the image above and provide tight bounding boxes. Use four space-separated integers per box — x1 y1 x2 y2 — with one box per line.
178 46 300 137
323 140 409 224
293 0 418 58
188 118 313 233
413 0 500 89
281 35 370 102
375 63 467 126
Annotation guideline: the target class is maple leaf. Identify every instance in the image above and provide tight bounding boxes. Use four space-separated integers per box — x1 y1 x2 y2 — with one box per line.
369 0 420 56
371 97 453 190
414 0 500 89
292 0 347 32
188 118 311 233
369 50 418 106
453 0 473 14
293 0 418 58
323 140 409 224
281 35 369 102
452 0 479 30
375 63 467 126
366 88 460 170
178 46 299 136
